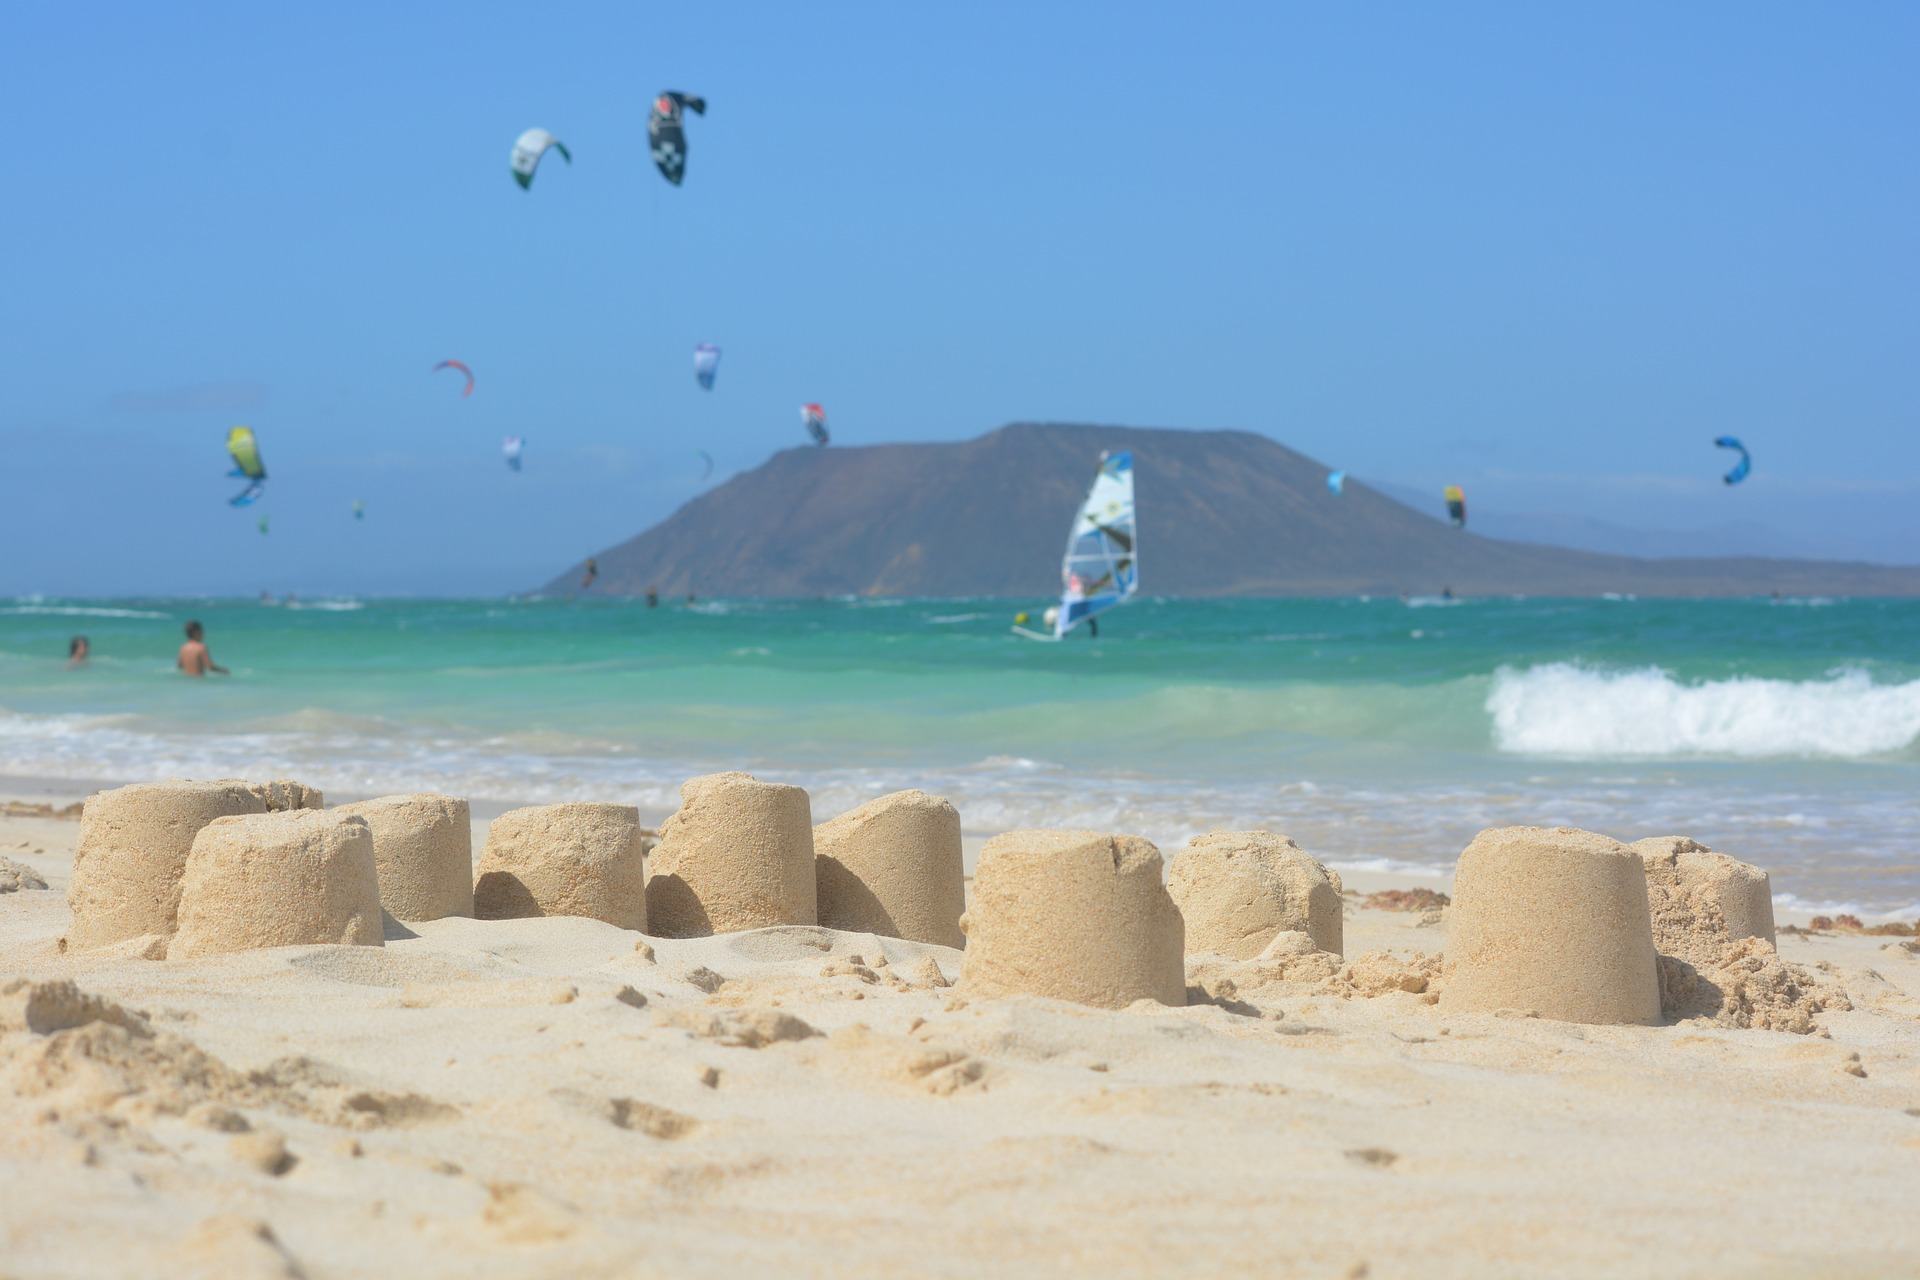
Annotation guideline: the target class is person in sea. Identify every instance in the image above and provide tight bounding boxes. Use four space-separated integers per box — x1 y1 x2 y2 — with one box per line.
177 621 229 677
581 558 598 591
66 636 89 668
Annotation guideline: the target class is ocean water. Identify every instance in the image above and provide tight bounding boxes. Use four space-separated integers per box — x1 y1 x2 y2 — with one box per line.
3 595 1918 915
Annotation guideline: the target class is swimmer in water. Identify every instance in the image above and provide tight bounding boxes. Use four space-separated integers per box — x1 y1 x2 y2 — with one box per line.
177 620 229 677
67 636 89 668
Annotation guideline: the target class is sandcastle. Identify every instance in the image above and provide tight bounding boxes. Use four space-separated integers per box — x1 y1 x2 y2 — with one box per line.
647 772 816 937
474 803 648 929
958 829 1185 1008
334 794 474 922
813 789 965 948
1631 835 1776 954
1442 825 1662 1025
171 810 383 959
66 778 323 949
1630 835 1809 1025
1167 830 1343 958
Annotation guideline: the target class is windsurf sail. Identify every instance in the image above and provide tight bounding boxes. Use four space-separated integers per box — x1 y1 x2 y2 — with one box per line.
1051 450 1138 637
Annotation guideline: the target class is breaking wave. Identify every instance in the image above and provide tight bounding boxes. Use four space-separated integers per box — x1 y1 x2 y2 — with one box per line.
1488 664 1920 759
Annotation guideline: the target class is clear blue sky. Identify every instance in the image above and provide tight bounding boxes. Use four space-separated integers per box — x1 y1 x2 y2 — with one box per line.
3 1 1915 595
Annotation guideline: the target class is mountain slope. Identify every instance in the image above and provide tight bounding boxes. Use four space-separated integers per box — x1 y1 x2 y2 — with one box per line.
547 424 1920 597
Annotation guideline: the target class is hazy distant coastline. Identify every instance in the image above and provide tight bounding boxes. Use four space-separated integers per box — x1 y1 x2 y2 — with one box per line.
548 424 1920 599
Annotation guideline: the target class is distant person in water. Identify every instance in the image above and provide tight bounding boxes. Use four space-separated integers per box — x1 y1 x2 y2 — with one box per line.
1441 586 1454 600
67 636 89 668
646 586 659 608
581 558 598 591
177 621 229 677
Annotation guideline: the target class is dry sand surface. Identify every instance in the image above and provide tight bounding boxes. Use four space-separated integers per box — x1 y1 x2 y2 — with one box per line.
3 796 1919 1279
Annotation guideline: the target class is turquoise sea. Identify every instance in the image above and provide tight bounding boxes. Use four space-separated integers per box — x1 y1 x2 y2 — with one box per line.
3 595 1918 915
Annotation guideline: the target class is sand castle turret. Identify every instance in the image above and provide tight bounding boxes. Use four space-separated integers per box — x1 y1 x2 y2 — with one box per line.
958 829 1185 1008
814 790 965 948
1442 825 1662 1025
1167 830 1344 958
647 772 816 937
67 779 273 949
473 804 648 930
1631 836 1776 953
171 810 384 959
334 794 473 922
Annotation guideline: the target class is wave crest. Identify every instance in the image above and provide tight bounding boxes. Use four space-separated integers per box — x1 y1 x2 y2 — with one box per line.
1487 664 1920 759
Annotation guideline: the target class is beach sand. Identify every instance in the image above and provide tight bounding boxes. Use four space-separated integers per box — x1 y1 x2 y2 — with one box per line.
3 789 1918 1278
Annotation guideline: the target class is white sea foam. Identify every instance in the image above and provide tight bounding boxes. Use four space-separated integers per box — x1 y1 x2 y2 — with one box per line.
1488 664 1920 759
283 598 365 612
0 605 171 619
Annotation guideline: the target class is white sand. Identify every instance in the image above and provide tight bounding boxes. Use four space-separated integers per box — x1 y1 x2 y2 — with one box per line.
3 797 1919 1278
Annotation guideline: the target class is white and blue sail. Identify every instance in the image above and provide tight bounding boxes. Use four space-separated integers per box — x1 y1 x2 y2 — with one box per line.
1052 450 1138 636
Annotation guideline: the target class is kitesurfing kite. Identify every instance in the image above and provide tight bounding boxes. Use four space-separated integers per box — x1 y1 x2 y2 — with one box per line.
1014 451 1138 641
510 128 570 190
502 436 524 472
647 92 706 186
1443 485 1467 529
226 426 266 507
694 343 721 390
801 403 829 447
1327 470 1346 495
1715 436 1751 486
697 450 715 482
434 359 474 398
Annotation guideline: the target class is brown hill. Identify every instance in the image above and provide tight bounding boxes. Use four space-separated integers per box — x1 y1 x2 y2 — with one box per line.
547 423 1920 597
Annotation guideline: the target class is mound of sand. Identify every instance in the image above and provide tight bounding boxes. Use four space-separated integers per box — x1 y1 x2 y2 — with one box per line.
171 810 384 959
1167 830 1343 959
1443 826 1662 1025
813 789 965 947
473 804 648 930
334 793 473 922
959 829 1185 1009
647 773 816 937
0 856 47 893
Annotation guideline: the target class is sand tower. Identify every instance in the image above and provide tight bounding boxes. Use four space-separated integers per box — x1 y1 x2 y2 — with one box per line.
647 772 816 937
66 779 272 949
814 790 965 947
1631 835 1776 953
1168 830 1344 958
1443 825 1662 1025
171 810 384 959
958 829 1185 1008
473 803 648 930
334 794 474 922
